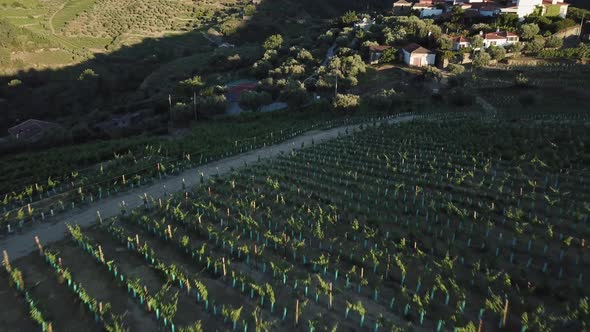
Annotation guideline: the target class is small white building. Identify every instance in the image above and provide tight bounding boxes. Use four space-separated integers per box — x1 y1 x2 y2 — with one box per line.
402 43 436 67
479 5 501 17
354 17 375 31
413 1 445 18
510 0 569 19
420 8 444 17
483 31 520 48
451 36 471 51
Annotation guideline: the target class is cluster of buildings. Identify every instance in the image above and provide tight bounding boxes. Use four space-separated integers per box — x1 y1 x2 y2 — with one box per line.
393 0 570 19
368 29 520 67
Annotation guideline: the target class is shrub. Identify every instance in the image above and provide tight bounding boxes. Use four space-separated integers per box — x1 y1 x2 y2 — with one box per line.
171 102 193 124
380 47 398 64
78 68 98 80
519 23 540 40
177 75 204 95
544 36 563 49
239 91 271 111
280 80 310 109
525 36 545 53
472 51 491 67
263 34 283 51
447 63 465 75
332 93 360 112
424 66 443 82
7 79 22 87
487 46 506 60
364 89 400 111
514 73 529 87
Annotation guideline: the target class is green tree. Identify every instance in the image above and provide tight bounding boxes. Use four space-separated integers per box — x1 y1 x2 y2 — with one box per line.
280 80 310 109
447 63 465 75
380 47 398 63
469 35 484 49
263 34 283 51
78 68 98 81
339 11 358 26
177 75 204 95
424 66 443 82
7 79 22 87
437 35 453 51
545 35 563 49
525 36 545 53
472 51 491 67
519 23 540 40
332 93 360 112
239 91 271 111
487 46 506 60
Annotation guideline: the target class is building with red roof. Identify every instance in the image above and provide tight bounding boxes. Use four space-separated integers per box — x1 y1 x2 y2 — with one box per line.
401 43 436 67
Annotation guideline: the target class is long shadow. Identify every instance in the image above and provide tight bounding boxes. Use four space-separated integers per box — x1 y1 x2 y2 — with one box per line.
0 0 388 143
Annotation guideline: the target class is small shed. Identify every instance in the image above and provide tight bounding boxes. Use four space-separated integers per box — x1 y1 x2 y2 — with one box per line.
401 43 436 67
8 119 62 142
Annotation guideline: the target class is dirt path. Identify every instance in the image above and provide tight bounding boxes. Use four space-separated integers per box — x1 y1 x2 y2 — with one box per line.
0 115 415 260
475 95 498 118
49 1 67 35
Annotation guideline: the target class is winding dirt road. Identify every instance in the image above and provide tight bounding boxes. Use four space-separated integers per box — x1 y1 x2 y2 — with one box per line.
0 115 416 259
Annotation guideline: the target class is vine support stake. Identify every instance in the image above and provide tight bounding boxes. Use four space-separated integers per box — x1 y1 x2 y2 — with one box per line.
295 299 299 327
503 299 509 328
2 250 11 272
34 236 43 255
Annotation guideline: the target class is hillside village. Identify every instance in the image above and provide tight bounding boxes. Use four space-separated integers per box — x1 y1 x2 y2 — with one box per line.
0 1 589 331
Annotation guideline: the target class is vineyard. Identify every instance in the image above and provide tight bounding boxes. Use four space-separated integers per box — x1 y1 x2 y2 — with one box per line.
2 115 589 331
0 113 382 233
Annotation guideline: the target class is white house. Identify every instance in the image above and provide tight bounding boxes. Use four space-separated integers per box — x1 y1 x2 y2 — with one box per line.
451 36 471 51
413 0 445 18
479 5 501 17
483 31 520 48
450 31 519 50
402 43 436 67
509 0 569 19
354 17 375 31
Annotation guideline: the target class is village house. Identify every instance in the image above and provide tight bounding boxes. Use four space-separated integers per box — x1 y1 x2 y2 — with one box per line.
401 43 436 67
450 31 519 50
482 31 520 48
451 36 471 51
354 17 375 31
368 45 393 64
413 0 445 18
511 0 569 19
448 0 569 18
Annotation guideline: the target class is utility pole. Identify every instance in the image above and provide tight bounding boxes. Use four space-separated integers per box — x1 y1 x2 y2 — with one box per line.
580 13 586 41
334 61 339 98
334 73 338 97
193 91 197 121
168 94 172 118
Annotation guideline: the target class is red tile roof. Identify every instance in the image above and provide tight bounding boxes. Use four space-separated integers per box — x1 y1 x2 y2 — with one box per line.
402 43 433 54
369 45 393 52
542 0 569 5
451 36 469 43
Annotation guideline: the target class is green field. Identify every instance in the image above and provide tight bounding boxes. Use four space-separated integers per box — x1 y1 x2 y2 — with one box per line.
51 0 97 32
